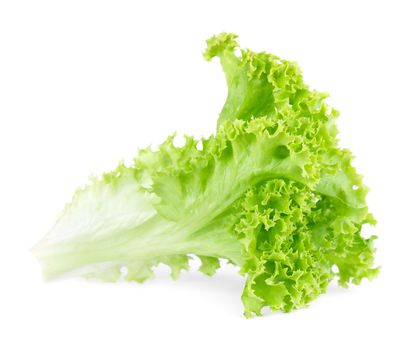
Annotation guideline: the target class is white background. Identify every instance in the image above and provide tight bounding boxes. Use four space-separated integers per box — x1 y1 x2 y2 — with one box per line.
1 0 416 349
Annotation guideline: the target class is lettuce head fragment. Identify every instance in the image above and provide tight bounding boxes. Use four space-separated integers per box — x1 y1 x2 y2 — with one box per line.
33 33 379 317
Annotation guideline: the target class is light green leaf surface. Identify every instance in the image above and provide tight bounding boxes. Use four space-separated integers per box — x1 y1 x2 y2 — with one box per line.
34 33 378 317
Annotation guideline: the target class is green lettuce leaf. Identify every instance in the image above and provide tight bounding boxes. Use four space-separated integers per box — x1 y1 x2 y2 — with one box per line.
33 33 378 317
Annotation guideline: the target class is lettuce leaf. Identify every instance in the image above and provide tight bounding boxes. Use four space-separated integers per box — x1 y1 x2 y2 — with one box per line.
33 33 378 317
